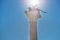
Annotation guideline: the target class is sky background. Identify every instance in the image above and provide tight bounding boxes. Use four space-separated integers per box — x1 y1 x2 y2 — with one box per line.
0 0 60 40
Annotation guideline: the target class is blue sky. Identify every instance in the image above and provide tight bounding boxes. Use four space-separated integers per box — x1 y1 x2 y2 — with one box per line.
0 0 60 40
